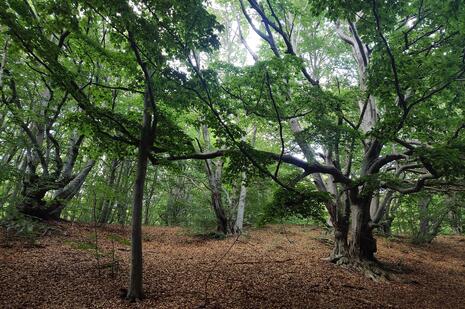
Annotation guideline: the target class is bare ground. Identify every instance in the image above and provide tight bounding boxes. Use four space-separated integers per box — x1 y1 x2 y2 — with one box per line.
1 223 464 308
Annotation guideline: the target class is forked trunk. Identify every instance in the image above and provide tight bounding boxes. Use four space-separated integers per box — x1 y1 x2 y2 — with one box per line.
17 161 94 221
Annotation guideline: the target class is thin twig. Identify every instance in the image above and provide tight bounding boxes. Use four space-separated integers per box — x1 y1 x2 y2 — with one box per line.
203 233 241 307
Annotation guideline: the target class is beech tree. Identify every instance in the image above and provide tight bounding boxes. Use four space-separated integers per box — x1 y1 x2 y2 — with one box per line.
184 0 465 275
0 28 95 220
1 1 465 303
0 0 221 299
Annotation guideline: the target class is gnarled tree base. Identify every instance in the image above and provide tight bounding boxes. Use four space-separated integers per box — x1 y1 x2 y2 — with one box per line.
328 255 392 282
17 200 64 221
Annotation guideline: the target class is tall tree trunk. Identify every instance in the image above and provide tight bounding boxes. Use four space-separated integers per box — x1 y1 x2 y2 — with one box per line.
126 32 157 300
202 124 229 234
211 169 228 234
165 186 179 225
127 101 153 300
143 186 153 226
127 137 150 300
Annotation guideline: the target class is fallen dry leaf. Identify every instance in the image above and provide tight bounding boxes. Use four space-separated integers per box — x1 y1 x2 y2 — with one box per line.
1 223 464 308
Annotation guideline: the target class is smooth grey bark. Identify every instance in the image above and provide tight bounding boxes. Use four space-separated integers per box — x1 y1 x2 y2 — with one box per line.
209 160 228 234
234 125 257 233
53 160 95 201
333 20 381 263
371 191 394 224
98 159 119 224
233 172 247 233
418 196 431 238
378 192 397 236
16 129 93 220
331 216 349 262
58 133 84 181
413 195 446 244
48 159 95 218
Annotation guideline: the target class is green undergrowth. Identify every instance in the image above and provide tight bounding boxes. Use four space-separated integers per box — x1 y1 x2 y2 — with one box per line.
0 210 48 246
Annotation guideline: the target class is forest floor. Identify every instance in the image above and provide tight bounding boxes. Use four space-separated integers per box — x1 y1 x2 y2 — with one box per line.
1 223 464 308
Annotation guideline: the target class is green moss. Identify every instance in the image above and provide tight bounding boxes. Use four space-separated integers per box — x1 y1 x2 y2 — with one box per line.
64 240 97 250
107 234 131 246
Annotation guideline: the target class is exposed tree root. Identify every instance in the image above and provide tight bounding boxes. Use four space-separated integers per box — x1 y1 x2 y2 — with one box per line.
351 261 391 282
328 255 393 282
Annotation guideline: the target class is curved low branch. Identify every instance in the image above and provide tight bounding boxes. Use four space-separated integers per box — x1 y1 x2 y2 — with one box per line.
165 148 352 185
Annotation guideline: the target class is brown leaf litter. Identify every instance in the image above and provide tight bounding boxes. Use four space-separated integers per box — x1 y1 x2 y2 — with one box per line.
1 223 464 308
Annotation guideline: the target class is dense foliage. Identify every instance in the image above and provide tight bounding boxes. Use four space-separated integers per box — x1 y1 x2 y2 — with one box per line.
0 0 464 300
